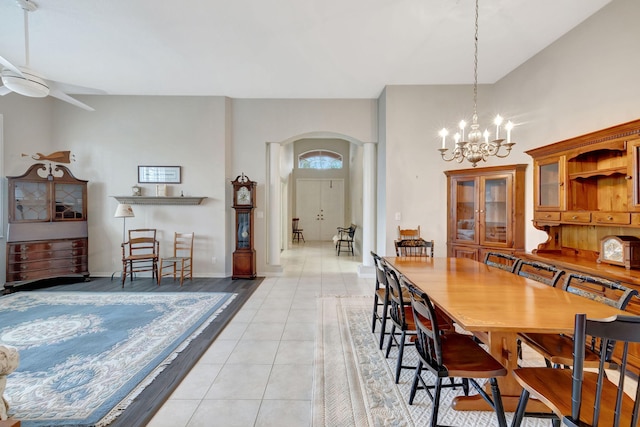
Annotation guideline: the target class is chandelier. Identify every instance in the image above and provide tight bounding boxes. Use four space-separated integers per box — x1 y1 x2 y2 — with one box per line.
438 0 515 167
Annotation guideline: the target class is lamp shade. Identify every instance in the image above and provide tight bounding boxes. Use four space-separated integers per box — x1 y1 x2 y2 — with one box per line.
114 203 135 218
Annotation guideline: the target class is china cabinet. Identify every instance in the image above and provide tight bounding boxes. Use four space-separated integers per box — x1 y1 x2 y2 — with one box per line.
445 164 526 260
527 118 640 257
5 163 89 290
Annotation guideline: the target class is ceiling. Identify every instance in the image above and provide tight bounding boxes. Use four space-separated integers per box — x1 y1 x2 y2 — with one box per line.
0 0 611 99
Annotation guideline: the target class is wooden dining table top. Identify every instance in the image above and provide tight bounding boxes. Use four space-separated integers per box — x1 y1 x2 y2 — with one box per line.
383 256 628 412
384 256 625 334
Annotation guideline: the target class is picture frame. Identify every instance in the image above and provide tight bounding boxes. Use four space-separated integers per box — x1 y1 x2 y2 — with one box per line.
138 166 181 184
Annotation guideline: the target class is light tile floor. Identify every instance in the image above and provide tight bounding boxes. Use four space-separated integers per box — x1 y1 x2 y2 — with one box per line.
147 241 372 427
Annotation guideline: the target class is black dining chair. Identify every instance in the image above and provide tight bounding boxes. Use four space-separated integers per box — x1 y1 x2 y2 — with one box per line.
405 282 508 427
513 259 565 287
371 251 394 349
519 273 638 369
512 313 640 427
483 251 521 273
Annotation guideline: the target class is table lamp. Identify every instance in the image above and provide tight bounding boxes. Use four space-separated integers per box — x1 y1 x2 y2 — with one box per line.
114 203 135 242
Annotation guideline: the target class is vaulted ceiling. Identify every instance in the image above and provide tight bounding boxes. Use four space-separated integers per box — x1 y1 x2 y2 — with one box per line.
0 0 611 98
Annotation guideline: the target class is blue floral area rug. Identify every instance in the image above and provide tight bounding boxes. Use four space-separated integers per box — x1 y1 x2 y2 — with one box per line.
0 291 236 427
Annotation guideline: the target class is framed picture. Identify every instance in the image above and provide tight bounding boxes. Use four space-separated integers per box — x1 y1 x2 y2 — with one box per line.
138 166 182 184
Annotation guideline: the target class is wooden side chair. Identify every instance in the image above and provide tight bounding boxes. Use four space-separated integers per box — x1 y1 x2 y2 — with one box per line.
405 283 508 427
121 228 159 287
483 251 520 273
511 313 640 427
398 225 421 240
335 224 356 255
292 217 305 243
513 259 565 287
519 273 638 369
158 232 194 286
395 238 434 257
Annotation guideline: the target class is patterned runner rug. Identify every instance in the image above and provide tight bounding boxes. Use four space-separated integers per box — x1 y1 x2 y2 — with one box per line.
0 291 236 427
313 296 549 426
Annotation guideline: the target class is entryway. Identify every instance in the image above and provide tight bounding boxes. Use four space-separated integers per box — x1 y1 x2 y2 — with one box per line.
295 179 344 241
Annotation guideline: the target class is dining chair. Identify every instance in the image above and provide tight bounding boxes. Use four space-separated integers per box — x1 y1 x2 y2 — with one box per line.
158 232 194 286
292 217 305 243
405 283 508 427
519 273 638 369
398 225 421 240
121 228 159 287
394 238 434 257
335 224 356 255
383 264 418 384
513 259 565 287
371 252 392 349
483 251 520 273
511 313 640 427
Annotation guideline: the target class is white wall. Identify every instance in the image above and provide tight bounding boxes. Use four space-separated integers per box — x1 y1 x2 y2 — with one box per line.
380 0 640 257
1 0 638 281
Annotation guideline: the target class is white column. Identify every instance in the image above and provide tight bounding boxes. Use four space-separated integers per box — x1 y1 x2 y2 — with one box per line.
267 142 282 269
358 142 376 277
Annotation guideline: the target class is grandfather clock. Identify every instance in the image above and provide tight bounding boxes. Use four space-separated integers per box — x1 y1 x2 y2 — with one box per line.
231 173 257 279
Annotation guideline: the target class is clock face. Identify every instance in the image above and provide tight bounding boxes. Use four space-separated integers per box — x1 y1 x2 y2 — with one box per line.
603 238 623 263
237 186 251 205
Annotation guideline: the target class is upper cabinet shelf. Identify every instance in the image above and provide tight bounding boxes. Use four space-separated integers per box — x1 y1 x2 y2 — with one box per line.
112 196 207 205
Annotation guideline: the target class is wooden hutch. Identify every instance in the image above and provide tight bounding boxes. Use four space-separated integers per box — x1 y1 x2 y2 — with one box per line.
5 163 89 291
523 118 640 369
524 119 640 284
445 164 527 260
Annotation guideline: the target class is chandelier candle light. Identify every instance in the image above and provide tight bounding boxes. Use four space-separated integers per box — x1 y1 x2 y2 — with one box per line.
438 0 515 167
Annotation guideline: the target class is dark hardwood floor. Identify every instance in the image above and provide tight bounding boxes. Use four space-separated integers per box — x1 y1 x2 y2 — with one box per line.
3 275 263 427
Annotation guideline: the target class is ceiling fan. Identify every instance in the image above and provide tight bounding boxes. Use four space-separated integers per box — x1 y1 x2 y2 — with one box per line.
0 0 100 111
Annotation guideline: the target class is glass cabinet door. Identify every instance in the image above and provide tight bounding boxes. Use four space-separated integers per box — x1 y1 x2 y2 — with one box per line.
54 183 85 220
13 181 50 221
536 156 565 210
481 176 510 246
237 211 251 249
452 177 478 244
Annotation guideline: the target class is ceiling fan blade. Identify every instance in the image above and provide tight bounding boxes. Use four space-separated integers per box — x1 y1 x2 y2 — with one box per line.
52 80 106 95
49 87 95 111
0 54 24 77
0 85 11 95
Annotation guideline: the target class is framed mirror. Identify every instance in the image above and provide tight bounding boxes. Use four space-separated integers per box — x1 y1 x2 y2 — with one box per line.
138 166 181 183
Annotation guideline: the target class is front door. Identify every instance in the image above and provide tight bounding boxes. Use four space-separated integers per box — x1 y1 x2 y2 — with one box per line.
296 179 345 240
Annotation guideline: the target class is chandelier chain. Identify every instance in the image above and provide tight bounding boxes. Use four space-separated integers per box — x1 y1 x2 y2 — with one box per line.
473 0 479 117
437 0 515 167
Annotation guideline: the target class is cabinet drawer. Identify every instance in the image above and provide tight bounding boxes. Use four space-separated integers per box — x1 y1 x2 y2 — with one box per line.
631 213 640 226
8 255 87 273
561 211 591 223
7 247 87 262
534 211 560 221
9 239 87 254
7 264 87 282
592 212 630 225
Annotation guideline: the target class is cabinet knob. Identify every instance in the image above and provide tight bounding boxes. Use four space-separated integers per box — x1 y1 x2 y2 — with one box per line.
608 216 614 221
545 214 551 218
572 215 578 220
625 175 633 180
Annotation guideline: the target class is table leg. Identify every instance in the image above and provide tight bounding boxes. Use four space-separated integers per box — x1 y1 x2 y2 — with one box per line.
451 331 550 413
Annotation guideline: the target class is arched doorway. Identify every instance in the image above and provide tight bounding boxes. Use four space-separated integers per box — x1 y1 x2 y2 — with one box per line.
264 132 376 277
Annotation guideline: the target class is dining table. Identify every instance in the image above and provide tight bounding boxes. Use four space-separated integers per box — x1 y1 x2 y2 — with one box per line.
384 256 627 413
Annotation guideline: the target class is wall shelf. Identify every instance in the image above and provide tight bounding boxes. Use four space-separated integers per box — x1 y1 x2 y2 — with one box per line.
112 196 207 205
